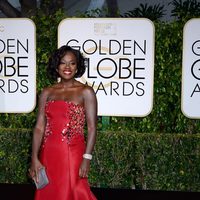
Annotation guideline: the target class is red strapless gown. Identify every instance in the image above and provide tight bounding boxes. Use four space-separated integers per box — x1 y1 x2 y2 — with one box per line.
34 100 97 200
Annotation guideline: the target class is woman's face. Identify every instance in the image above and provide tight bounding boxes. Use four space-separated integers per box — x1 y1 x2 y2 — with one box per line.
57 51 77 80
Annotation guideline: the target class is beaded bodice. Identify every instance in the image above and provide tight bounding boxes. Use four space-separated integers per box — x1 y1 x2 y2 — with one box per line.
43 100 85 145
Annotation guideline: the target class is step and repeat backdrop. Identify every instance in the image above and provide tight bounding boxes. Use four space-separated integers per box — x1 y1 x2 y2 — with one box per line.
0 17 199 119
182 18 200 119
0 18 36 113
58 18 155 117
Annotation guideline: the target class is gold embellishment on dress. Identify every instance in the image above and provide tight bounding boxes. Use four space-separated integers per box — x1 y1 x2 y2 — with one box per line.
42 100 85 147
61 102 85 144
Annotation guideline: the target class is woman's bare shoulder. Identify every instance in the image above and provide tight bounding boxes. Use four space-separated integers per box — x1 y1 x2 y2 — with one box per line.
39 84 57 99
81 84 96 98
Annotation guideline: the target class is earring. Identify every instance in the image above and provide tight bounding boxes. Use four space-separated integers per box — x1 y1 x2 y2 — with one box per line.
57 77 61 82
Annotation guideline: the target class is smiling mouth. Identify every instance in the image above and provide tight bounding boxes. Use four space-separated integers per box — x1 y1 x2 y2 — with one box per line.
63 70 72 75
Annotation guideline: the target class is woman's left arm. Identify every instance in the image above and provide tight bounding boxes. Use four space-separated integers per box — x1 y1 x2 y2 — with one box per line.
79 86 97 178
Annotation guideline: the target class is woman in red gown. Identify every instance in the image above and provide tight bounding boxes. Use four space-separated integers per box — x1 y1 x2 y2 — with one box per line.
29 45 98 200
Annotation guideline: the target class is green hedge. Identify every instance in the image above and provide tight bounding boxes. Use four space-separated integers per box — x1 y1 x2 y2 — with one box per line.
1 128 200 192
0 128 31 183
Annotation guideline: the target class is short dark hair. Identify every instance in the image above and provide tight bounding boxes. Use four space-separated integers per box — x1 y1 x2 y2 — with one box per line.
47 45 86 81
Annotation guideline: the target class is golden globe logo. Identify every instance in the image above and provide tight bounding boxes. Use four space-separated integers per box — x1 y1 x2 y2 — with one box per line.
67 40 146 97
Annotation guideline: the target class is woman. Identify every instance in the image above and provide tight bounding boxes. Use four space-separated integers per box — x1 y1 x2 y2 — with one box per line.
29 45 98 200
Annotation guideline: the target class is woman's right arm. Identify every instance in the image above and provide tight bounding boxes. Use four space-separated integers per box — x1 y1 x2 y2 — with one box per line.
29 88 48 182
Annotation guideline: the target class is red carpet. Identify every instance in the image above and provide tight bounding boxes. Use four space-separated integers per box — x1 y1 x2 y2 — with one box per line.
0 183 199 200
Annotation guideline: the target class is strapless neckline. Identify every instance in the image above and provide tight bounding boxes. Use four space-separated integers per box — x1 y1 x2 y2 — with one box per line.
46 99 84 108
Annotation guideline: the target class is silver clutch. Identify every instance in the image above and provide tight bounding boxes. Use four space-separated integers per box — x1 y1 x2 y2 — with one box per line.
33 167 49 189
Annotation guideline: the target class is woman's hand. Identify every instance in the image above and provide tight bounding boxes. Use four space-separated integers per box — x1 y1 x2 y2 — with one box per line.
29 158 44 183
79 159 90 178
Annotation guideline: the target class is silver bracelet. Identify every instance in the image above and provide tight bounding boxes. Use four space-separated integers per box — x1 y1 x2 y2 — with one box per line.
83 153 92 160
